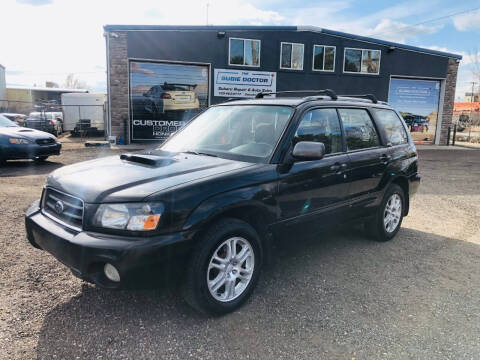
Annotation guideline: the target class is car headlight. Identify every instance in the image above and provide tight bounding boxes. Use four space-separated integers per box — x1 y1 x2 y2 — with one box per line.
93 203 164 231
9 137 31 144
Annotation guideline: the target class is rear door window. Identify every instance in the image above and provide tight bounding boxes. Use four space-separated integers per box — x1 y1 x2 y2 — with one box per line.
372 109 408 146
337 108 379 151
293 108 343 154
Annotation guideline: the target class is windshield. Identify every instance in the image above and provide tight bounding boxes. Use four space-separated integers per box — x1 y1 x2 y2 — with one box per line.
161 105 294 163
0 114 18 127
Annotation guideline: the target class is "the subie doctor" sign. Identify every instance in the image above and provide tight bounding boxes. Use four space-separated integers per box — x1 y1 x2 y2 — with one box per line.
214 69 276 98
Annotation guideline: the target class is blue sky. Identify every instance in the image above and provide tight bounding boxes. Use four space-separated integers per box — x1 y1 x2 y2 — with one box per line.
2 0 480 99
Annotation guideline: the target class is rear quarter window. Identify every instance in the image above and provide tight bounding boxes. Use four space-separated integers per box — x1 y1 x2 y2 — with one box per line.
372 109 408 146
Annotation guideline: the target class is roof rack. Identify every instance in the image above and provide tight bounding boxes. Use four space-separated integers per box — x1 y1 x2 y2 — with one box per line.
255 89 338 100
338 94 378 104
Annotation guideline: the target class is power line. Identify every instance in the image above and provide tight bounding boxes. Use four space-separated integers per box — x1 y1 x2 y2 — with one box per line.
370 5 480 37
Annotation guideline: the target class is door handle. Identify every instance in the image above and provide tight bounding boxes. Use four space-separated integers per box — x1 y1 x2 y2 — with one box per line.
380 154 391 164
330 163 348 173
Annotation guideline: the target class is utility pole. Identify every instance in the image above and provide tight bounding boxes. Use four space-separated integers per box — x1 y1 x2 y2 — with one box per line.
206 2 209 26
468 81 477 141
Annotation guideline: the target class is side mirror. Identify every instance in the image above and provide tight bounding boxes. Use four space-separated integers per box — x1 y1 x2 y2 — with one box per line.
292 141 325 161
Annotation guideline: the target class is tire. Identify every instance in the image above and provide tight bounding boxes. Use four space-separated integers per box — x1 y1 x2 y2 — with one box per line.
366 184 405 242
34 156 49 162
182 218 263 315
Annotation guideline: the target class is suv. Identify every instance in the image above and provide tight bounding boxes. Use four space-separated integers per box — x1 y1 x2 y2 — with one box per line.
25 90 420 315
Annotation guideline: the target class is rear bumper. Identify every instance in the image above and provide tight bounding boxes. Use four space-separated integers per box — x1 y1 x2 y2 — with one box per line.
25 201 193 288
1 142 61 160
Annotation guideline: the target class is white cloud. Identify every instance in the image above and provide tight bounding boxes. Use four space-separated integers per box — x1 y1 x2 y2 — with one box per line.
365 19 443 43
2 0 285 90
453 9 480 31
422 46 480 100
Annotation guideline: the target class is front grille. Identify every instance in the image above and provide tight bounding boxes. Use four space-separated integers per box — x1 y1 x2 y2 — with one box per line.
42 188 84 229
36 138 55 145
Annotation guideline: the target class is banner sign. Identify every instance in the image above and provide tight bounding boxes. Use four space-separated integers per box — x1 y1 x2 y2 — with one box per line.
129 61 209 141
388 78 440 143
214 69 276 98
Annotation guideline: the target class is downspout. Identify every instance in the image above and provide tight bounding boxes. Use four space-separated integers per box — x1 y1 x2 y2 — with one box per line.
104 30 112 138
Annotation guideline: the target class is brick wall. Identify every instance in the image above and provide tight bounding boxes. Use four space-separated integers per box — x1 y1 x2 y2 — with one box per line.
108 31 129 143
439 58 459 145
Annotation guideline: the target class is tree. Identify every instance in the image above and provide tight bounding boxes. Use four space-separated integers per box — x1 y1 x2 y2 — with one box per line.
63 73 87 89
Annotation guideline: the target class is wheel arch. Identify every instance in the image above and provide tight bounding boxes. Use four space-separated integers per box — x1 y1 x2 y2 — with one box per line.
390 175 409 216
184 198 276 263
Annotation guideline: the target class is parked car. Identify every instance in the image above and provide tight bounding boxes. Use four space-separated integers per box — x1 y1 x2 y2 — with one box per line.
25 112 63 136
25 90 420 315
0 114 61 163
0 113 28 126
142 82 200 116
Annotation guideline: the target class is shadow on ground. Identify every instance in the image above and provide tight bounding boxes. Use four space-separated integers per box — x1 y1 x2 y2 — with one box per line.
36 227 480 359
0 159 64 177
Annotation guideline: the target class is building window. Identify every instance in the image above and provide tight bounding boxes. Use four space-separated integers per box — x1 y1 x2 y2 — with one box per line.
313 45 336 72
344 48 381 74
229 38 261 67
280 42 304 70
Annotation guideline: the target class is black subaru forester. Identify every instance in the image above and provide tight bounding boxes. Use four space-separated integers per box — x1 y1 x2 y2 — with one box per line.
25 90 420 315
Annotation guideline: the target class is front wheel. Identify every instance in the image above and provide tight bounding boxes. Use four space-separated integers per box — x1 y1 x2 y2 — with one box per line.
366 184 405 242
182 218 262 315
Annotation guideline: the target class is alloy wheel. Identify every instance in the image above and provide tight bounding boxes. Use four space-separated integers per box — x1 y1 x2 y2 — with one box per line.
207 237 254 302
384 193 402 233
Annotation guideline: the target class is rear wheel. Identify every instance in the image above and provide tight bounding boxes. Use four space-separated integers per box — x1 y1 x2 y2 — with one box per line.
182 218 262 315
366 184 405 242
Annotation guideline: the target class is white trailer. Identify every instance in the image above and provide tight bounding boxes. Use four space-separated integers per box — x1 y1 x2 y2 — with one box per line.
61 93 105 132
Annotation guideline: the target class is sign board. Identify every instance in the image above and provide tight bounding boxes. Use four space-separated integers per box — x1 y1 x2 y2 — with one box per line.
388 78 440 143
214 69 276 98
129 61 209 141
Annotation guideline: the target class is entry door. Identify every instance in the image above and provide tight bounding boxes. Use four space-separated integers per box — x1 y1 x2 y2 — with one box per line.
276 108 350 225
337 108 387 200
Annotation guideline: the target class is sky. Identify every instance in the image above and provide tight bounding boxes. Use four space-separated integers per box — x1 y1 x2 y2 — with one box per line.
1 0 479 100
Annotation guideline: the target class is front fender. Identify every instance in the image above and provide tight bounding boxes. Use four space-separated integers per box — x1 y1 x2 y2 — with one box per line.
182 184 277 231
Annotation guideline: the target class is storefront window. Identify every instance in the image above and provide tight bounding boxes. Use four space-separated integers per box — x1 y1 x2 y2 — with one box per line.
344 48 381 74
129 61 210 141
229 38 260 67
313 45 335 71
280 42 304 70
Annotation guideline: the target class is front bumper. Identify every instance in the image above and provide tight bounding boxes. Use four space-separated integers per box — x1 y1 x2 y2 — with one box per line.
2 142 61 160
25 200 193 288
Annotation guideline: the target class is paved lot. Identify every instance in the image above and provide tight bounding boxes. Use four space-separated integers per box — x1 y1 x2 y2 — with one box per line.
1 147 479 359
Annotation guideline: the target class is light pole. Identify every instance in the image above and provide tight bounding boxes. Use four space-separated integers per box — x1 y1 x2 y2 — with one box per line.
468 81 477 142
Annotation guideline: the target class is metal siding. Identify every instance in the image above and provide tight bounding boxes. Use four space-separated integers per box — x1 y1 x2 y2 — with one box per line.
126 30 450 104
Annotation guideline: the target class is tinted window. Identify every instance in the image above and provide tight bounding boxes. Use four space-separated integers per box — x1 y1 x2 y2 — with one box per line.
313 45 335 71
280 43 304 70
373 109 408 145
229 39 244 65
344 48 381 74
293 108 343 154
338 108 379 150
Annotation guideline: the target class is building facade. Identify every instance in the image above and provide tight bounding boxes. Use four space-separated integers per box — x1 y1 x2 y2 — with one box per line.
104 25 461 145
0 64 6 111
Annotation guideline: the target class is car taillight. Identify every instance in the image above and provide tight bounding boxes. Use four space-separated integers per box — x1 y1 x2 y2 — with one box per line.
161 93 172 99
49 120 55 125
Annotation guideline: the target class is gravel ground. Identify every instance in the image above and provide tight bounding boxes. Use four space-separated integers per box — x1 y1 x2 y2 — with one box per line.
0 146 479 359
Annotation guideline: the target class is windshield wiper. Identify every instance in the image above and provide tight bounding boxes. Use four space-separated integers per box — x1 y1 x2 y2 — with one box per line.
183 150 218 157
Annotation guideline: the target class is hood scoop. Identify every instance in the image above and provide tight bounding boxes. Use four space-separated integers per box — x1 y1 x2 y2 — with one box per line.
18 129 33 132
120 153 175 167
